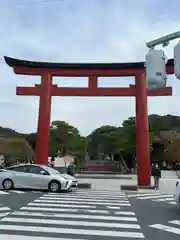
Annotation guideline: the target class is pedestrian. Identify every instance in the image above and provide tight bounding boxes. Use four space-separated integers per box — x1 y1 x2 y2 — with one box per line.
67 164 74 176
176 162 180 179
151 163 161 190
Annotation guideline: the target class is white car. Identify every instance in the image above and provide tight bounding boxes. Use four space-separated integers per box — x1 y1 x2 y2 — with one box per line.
0 164 73 192
60 173 78 188
174 180 180 204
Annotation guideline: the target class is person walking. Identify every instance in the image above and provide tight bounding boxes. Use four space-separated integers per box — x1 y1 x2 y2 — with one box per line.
151 163 161 190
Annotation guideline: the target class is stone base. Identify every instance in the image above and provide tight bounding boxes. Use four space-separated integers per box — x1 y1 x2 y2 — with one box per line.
120 184 156 191
138 185 155 189
120 185 138 191
78 183 92 189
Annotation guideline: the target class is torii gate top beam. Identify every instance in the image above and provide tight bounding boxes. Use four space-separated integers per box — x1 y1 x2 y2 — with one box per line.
4 56 174 77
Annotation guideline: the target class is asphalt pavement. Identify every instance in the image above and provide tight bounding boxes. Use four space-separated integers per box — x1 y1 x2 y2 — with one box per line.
129 192 180 240
0 188 179 239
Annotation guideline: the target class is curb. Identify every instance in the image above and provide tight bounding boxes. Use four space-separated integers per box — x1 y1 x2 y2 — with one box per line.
76 176 132 180
78 183 92 189
120 185 156 191
121 185 138 191
138 185 155 189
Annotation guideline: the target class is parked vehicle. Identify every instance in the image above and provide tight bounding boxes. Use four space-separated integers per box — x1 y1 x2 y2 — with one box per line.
0 164 73 192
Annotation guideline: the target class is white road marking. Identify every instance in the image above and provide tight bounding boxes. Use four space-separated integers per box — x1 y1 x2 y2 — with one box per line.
168 201 177 205
149 223 180 235
0 207 11 212
169 220 180 225
21 207 110 213
40 196 128 202
106 206 121 209
28 203 97 208
1 189 144 238
11 211 138 221
0 225 145 238
114 211 136 215
0 191 9 195
0 234 88 240
137 194 173 200
9 190 25 194
1 216 141 229
153 197 174 202
127 193 160 197
35 199 130 206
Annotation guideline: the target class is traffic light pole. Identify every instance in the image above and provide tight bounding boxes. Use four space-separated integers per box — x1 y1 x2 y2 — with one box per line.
146 31 180 49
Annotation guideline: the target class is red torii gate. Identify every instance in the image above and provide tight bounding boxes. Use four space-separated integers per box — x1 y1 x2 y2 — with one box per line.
4 56 174 186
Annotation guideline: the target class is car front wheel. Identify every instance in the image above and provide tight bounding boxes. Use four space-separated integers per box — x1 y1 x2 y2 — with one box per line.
2 179 14 190
48 180 61 192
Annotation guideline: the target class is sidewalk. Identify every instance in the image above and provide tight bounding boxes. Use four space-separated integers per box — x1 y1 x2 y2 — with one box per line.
77 171 178 193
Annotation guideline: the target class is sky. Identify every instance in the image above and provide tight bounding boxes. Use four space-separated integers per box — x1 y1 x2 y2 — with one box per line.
1 0 180 136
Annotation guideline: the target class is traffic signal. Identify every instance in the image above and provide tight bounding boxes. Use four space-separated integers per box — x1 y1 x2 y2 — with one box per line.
145 48 167 90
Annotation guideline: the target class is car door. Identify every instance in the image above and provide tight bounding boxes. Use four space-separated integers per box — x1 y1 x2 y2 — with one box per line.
25 165 50 189
6 165 31 188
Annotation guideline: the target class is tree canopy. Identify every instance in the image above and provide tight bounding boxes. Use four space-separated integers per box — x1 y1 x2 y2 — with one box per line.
1 114 180 167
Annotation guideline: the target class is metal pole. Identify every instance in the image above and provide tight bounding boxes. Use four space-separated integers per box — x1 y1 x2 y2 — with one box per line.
146 31 180 49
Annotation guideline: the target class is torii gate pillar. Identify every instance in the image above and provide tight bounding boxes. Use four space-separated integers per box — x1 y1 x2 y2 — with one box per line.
136 73 151 185
36 73 52 164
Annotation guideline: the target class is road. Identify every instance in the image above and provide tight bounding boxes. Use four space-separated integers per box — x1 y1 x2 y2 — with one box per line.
0 188 179 239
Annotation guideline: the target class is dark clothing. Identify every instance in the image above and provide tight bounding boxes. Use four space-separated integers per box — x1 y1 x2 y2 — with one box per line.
151 166 161 178
67 165 74 176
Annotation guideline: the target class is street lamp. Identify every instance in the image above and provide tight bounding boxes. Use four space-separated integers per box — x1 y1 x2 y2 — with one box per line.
145 31 180 90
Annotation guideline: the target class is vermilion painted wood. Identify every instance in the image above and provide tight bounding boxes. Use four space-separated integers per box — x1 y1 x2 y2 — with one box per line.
5 55 174 186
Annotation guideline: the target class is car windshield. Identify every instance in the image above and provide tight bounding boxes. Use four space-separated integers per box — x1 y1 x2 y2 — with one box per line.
42 165 61 175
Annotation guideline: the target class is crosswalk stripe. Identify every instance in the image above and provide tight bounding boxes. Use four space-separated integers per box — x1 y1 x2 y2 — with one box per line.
21 207 136 215
114 211 136 215
0 225 145 238
127 192 176 205
168 201 177 205
0 191 9 195
11 211 138 221
67 190 124 193
0 207 11 212
21 207 111 213
40 196 128 202
0 205 11 218
1 217 141 229
0 235 87 240
137 194 173 200
0 213 10 218
28 203 97 208
9 190 25 194
35 199 130 205
62 192 126 197
149 223 180 235
169 220 180 225
127 193 160 197
106 206 121 209
45 195 126 200
153 197 174 202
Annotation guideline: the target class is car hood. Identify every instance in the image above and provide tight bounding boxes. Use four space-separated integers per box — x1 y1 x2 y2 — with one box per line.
61 173 76 181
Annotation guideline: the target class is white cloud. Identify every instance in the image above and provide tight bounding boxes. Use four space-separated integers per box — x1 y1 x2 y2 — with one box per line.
0 0 180 135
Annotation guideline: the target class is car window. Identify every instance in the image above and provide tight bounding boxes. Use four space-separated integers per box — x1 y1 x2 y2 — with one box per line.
7 166 28 173
26 165 48 175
